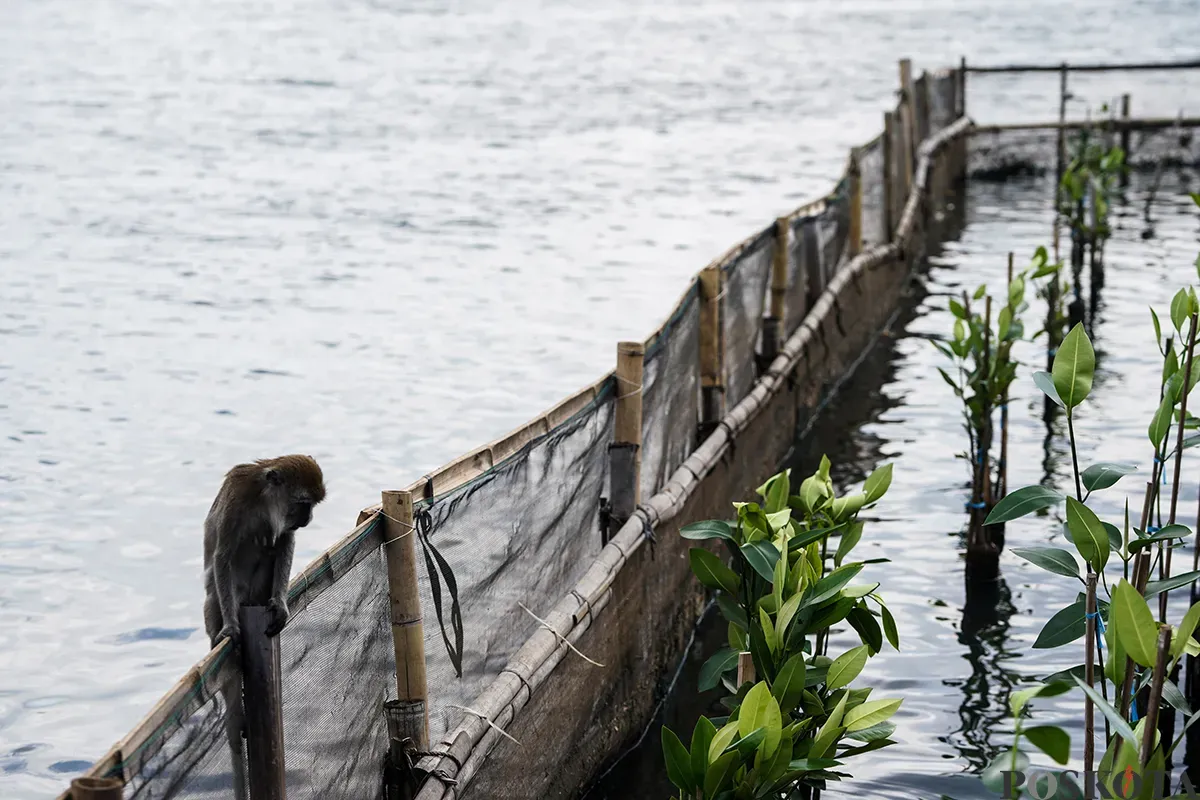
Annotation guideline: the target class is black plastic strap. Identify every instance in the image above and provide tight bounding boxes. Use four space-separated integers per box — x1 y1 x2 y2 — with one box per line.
414 509 465 678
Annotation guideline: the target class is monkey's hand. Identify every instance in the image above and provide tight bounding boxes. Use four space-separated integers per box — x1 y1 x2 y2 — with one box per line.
216 623 241 651
265 596 289 637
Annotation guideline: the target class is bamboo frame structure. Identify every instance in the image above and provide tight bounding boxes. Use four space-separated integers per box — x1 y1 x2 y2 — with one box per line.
382 490 430 751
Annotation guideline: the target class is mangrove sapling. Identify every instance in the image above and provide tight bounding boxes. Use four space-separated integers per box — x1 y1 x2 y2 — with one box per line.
665 462 903 799
983 317 1200 797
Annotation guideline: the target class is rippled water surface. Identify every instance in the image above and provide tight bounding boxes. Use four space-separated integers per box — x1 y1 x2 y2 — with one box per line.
3 0 1200 796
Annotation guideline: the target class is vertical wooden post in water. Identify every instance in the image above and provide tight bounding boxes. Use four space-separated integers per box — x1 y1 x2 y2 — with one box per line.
737 652 756 687
848 148 862 257
1120 93 1132 187
882 111 894 243
381 488 429 791
958 56 967 118
898 59 915 196
698 267 724 439
239 606 286 800
610 342 644 536
70 778 123 800
763 216 788 364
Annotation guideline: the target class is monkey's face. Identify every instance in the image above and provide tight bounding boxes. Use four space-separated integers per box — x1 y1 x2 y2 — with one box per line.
288 498 314 530
262 457 325 533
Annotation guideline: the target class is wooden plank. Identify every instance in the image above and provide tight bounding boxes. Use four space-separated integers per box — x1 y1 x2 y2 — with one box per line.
966 57 1200 74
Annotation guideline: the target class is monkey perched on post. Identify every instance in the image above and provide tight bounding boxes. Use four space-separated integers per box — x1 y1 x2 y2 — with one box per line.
203 454 325 798
202 454 326 648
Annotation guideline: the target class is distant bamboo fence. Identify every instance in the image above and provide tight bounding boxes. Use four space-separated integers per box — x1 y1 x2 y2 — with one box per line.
59 55 1198 800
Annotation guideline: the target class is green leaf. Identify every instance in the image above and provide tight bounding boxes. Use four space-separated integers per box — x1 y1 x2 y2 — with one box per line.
843 698 902 732
740 541 781 583
1150 394 1174 449
807 563 864 607
1102 522 1123 554
1023 725 1071 765
1081 462 1137 493
765 508 792 534
879 603 900 650
826 645 870 690
759 607 779 654
984 485 1063 525
974 284 987 301
1012 547 1081 581
1033 370 1066 409
757 471 791 515
1152 307 1164 345
681 520 736 542
775 592 804 643
738 683 782 758
1009 681 1072 716
1172 288 1192 332
704 750 738 797
1163 678 1191 715
844 721 896 743
1172 602 1200 660
724 726 766 759
1071 675 1140 748
1066 497 1110 572
786 524 841 552
689 548 740 595
699 648 739 692
863 464 893 504
1144 569 1200 599
717 592 747 631
690 716 716 785
661 726 695 794
835 521 863 566
1112 579 1158 667
1033 600 1087 649
847 605 883 654
1052 323 1096 410
1128 524 1192 552
708 720 739 762
772 653 807 714
949 298 967 319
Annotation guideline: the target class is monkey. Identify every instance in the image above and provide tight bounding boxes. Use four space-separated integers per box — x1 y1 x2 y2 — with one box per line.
202 453 326 648
201 454 325 798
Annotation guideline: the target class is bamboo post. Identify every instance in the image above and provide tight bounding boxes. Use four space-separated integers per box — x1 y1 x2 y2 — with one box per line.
916 72 931 143
239 606 286 800
958 56 967 118
610 341 644 534
848 149 863 257
761 217 788 364
1141 625 1173 765
981 295 993 512
1120 93 1132 154
737 652 756 687
899 59 916 195
698 268 724 438
381 490 429 755
999 253 1013 499
882 111 895 243
69 778 123 800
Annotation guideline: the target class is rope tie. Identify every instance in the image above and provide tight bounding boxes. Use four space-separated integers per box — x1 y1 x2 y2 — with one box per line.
415 509 465 679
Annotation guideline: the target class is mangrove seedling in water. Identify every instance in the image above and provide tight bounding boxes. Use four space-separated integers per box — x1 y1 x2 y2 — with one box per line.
663 461 903 798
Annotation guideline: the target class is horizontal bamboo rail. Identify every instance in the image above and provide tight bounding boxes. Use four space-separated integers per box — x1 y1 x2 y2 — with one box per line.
965 57 1200 73
972 116 1200 134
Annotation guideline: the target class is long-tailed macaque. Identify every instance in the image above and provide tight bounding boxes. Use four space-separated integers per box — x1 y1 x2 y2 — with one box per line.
202 454 325 797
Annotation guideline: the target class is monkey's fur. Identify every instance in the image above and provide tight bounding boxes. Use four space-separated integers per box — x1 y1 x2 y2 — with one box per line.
202 454 325 797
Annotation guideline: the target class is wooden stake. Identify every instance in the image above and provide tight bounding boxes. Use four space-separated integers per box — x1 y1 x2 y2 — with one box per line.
899 59 916 194
982 296 993 509
882 111 895 243
381 490 429 751
1084 573 1097 783
764 217 788 362
737 652 756 687
1120 93 1132 156
1141 625 1173 766
698 267 724 432
610 341 644 531
999 253 1013 499
239 606 287 800
916 72 931 143
848 149 863 257
959 56 967 118
69 778 123 800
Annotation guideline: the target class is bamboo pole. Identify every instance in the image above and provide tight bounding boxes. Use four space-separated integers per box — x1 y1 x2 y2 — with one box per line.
239 606 287 800
1141 626 1173 765
737 652 756 687
610 341 644 532
966 57 1200 73
982 295 994 511
958 56 967 117
882 111 895 242
848 149 863 257
763 217 788 363
381 490 430 751
999 253 1013 499
1120 94 1132 158
698 267 724 434
899 59 916 195
69 778 123 800
1084 573 1098 784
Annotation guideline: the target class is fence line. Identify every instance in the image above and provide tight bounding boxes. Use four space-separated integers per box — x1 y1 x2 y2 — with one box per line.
963 56 1200 74
61 61 964 800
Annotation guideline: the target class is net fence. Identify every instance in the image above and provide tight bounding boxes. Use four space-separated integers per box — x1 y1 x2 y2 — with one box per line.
968 123 1200 178
62 63 981 800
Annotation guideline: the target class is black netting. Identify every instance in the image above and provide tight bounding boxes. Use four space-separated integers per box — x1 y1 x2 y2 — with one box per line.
278 546 393 800
858 135 885 248
817 182 850 279
721 228 773 407
415 388 615 741
784 214 810 337
641 285 700 499
969 124 1200 178
927 70 960 135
